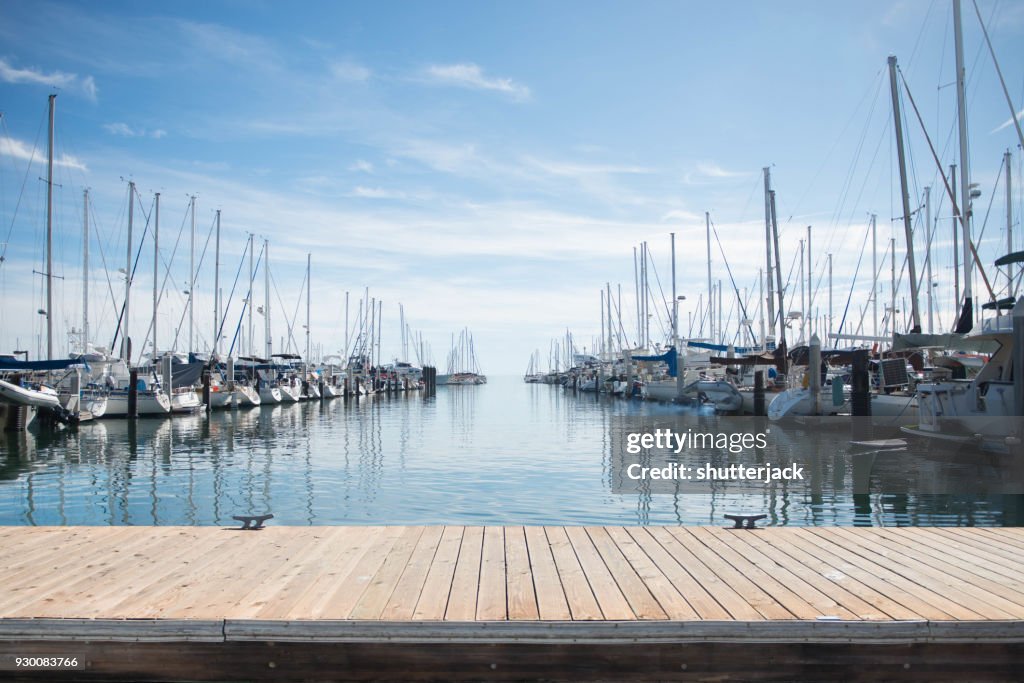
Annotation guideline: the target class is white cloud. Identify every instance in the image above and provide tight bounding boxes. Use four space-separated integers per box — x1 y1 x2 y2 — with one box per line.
992 107 1024 134
330 61 371 82
103 122 167 139
0 58 97 101
422 63 530 100
348 159 374 173
523 156 652 177
695 162 749 179
349 186 406 200
0 135 87 171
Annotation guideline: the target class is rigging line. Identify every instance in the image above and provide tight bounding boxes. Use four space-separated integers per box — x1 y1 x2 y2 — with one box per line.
268 265 305 355
835 225 872 339
228 241 265 358
88 189 124 337
169 208 217 352
0 106 47 267
216 239 250 351
710 218 757 345
110 188 155 352
643 243 671 337
972 0 1024 151
152 200 194 354
900 66 996 300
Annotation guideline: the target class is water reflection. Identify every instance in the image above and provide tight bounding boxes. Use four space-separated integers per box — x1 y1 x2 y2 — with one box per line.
0 378 1021 526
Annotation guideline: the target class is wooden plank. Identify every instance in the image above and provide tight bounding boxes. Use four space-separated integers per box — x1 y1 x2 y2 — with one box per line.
565 526 634 620
313 525 407 619
475 526 507 621
734 528 921 621
380 526 446 621
662 527 794 620
411 526 463 621
819 528 1024 619
975 527 1024 548
444 526 483 621
284 526 386 620
0 527 146 615
715 528 877 620
772 528 961 621
684 527 837 620
504 526 539 621
0 526 136 581
644 526 764 620
544 526 602 620
350 526 426 620
131 529 319 619
623 527 732 620
586 527 669 620
918 527 1024 568
3 528 202 618
795 529 984 620
233 527 358 619
866 528 1024 604
523 526 571 621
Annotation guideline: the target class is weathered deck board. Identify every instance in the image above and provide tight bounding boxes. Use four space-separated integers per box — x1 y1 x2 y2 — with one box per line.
0 526 1022 630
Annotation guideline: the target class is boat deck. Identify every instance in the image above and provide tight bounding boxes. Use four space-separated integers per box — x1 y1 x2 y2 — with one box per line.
1 525 1022 680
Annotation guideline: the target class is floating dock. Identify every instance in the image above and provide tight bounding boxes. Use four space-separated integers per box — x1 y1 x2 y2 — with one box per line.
1 526 1022 680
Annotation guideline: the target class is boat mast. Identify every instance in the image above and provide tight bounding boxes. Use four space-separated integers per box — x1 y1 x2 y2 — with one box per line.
189 195 195 353
951 164 960 314
769 189 787 370
890 237 897 335
45 94 55 361
82 189 89 352
827 253 833 342
1006 150 1014 291
924 187 934 333
124 181 134 362
953 0 974 322
214 209 220 357
871 214 878 338
264 239 271 359
153 192 160 358
888 54 921 332
247 234 253 357
706 211 713 343
763 168 776 341
306 253 311 365
806 225 813 339
799 237 805 343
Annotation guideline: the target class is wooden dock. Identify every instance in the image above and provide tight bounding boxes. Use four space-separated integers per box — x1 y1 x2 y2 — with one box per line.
1 525 1022 680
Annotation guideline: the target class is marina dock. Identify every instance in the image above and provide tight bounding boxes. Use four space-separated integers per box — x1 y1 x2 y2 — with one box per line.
1 525 1022 680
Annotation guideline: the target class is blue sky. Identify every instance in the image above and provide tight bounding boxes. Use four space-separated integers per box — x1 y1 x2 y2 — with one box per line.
1 1 1022 372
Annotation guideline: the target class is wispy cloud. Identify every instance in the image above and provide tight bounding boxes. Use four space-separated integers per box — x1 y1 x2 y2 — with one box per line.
523 156 652 177
330 60 371 82
0 135 87 171
348 159 374 173
422 63 530 100
992 107 1024 134
0 57 97 101
103 122 167 139
348 186 410 200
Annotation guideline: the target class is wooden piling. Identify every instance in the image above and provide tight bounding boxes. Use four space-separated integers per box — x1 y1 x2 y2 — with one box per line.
127 368 138 419
202 369 211 413
753 370 765 416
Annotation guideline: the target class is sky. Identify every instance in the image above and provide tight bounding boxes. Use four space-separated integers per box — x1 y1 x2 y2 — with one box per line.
0 0 1022 374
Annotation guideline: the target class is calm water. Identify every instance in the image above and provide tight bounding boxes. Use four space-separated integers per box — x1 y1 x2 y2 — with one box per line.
1 376 1021 526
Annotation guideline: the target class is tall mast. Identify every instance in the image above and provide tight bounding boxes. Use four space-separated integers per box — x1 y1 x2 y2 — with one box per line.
1006 150 1014 291
924 187 934 333
633 246 640 345
953 0 974 318
888 54 921 332
605 282 612 356
344 291 350 359
769 190 786 365
799 238 805 343
827 253 833 342
214 210 220 357
188 195 195 353
306 253 311 364
599 289 605 357
45 94 55 361
82 189 89 352
246 234 253 356
806 225 813 339
951 165 960 313
124 181 134 362
705 211 713 342
264 239 271 359
153 192 160 358
872 214 878 337
758 268 765 351
890 237 897 335
671 232 678 345
763 168 776 340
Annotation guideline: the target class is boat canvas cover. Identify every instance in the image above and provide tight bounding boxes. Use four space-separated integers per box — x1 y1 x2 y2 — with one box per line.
892 333 999 354
632 347 679 377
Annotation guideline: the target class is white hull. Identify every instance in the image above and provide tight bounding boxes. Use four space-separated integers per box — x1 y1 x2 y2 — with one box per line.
209 389 234 409
103 390 172 417
0 379 62 409
279 384 302 402
234 385 261 407
768 387 916 426
259 386 282 404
